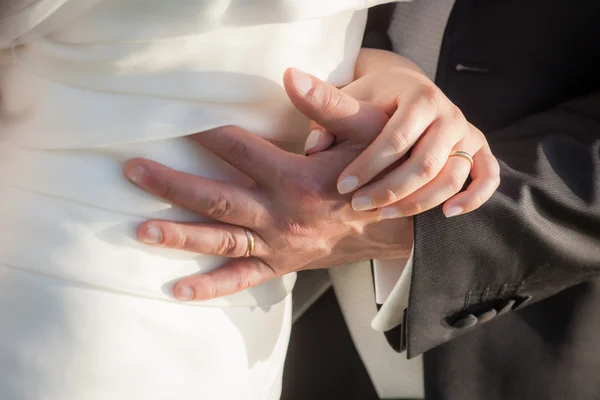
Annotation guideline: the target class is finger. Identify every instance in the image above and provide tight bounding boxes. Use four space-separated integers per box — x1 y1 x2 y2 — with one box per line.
378 140 475 218
137 221 266 258
442 145 500 217
283 68 388 145
173 257 277 301
124 159 266 227
336 95 440 194
340 73 400 112
304 124 335 154
350 119 465 210
188 125 291 187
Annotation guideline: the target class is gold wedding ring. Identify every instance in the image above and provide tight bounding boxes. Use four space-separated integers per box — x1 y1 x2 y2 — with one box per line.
449 150 474 169
244 228 255 257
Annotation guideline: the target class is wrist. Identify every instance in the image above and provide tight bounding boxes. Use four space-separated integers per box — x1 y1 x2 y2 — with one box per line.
372 216 415 261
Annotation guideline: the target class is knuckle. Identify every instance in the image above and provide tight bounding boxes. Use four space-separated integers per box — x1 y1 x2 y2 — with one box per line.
394 92 408 107
490 158 502 177
174 232 189 250
404 200 423 216
157 179 174 200
206 283 218 299
322 85 344 114
206 192 233 219
447 105 465 123
382 132 410 156
161 226 187 249
191 275 220 300
448 172 467 193
470 194 484 209
416 83 440 106
419 152 441 180
236 274 252 292
226 139 251 165
235 265 261 292
490 175 501 189
217 231 239 256
381 187 399 205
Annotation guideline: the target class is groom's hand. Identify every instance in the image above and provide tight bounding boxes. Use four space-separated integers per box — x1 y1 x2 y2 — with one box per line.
124 69 414 301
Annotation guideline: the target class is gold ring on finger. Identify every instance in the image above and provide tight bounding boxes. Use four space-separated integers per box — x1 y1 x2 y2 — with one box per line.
449 150 474 169
244 228 255 257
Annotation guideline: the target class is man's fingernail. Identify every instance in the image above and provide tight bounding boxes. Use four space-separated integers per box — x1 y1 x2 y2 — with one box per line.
338 176 359 194
175 285 194 301
291 68 313 95
444 206 464 218
304 129 322 152
125 165 147 184
381 207 403 219
140 224 162 244
352 196 374 211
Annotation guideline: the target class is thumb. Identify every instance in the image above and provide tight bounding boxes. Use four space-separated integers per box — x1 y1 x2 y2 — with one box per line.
304 124 335 154
283 68 388 145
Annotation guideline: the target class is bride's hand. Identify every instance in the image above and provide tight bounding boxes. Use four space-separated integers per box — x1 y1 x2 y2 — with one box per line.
305 49 500 218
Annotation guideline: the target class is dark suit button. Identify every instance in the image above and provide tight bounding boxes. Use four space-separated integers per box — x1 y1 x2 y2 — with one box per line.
452 314 478 329
514 295 533 310
476 308 497 323
497 299 516 316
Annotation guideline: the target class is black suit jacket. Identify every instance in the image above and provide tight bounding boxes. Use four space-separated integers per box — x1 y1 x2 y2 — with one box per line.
370 1 600 399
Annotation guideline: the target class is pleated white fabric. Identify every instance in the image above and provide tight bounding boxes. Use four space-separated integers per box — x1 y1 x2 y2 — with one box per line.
0 1 398 399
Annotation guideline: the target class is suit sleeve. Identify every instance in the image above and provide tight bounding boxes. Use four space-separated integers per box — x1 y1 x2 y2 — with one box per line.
405 92 600 358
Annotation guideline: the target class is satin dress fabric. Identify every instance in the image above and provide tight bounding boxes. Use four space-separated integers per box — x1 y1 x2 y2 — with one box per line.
0 1 396 399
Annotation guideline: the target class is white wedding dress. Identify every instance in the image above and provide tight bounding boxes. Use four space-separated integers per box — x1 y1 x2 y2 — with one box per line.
0 1 395 399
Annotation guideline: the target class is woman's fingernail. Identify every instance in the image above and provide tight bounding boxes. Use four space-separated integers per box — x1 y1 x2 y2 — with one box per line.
381 207 403 219
291 68 313 95
304 129 322 152
352 196 374 211
175 285 194 301
444 206 464 218
338 176 359 194
141 224 162 244
125 165 147 184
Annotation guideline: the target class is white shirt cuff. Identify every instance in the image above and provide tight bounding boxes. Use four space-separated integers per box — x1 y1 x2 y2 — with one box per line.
371 246 414 332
